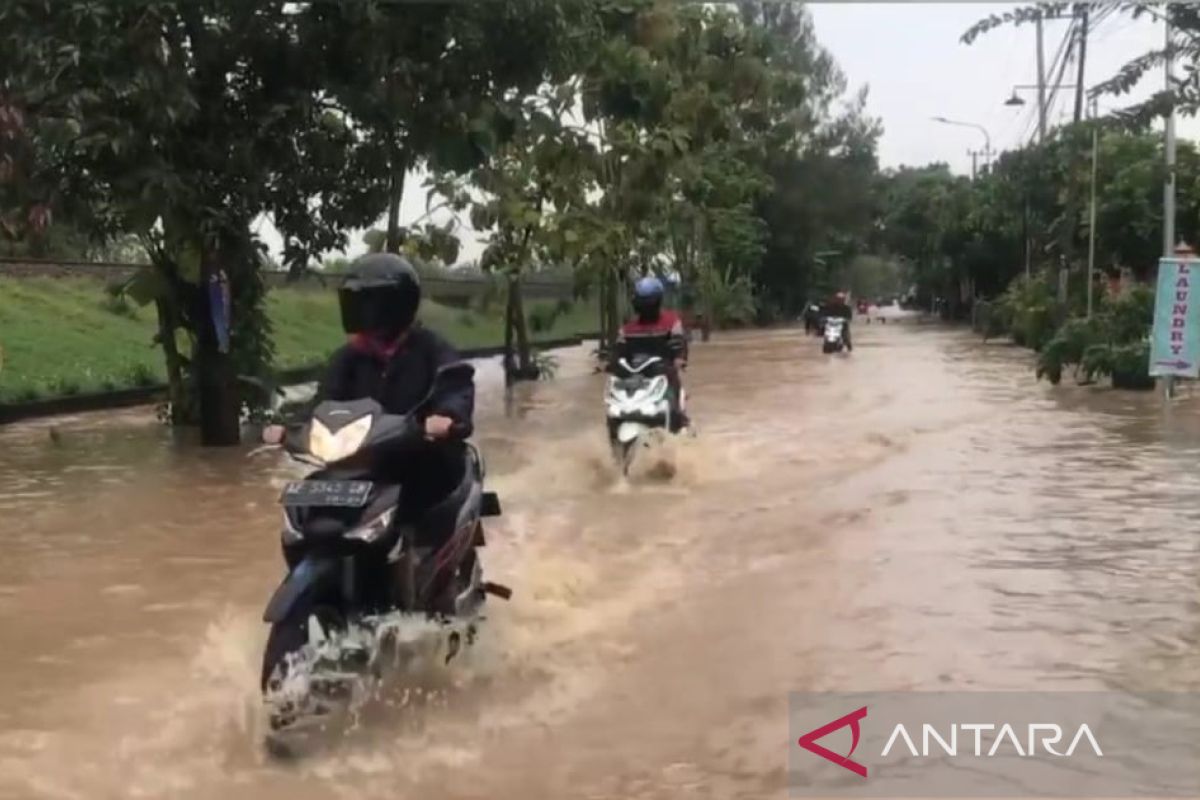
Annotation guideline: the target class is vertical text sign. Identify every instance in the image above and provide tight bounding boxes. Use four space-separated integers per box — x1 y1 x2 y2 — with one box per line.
1150 257 1200 378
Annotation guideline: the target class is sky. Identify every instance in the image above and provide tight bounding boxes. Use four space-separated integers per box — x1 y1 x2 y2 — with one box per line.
258 2 1191 265
808 2 1196 173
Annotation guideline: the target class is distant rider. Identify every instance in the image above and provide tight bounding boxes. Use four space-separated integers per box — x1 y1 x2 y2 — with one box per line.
803 302 821 335
264 253 474 527
821 291 853 351
610 276 691 432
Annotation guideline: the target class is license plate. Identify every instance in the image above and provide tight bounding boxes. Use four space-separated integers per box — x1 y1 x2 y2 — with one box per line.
281 480 373 507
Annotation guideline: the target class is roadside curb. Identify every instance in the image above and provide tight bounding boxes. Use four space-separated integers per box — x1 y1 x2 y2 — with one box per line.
0 334 598 426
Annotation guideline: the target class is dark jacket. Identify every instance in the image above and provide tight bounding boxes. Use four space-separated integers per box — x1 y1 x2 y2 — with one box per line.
822 301 853 321
319 325 474 434
316 324 474 507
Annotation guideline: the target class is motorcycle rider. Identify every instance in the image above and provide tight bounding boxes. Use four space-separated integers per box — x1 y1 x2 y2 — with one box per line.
263 252 473 529
610 276 690 431
803 301 822 335
821 291 853 351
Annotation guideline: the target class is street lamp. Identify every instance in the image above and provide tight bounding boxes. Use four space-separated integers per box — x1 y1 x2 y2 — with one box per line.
930 116 992 154
931 116 993 179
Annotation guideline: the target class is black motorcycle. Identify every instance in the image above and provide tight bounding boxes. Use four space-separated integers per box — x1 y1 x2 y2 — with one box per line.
259 363 507 729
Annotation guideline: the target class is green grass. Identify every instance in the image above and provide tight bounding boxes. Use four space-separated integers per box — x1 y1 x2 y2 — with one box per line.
0 277 597 404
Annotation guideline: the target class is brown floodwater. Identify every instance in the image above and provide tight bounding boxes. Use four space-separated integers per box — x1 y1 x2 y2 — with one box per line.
2 318 1200 799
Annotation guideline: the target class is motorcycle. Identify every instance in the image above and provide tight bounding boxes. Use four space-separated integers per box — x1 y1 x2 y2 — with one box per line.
258 362 508 732
605 354 682 473
822 317 848 354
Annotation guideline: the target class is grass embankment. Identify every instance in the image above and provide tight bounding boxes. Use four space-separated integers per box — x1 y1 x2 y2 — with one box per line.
0 277 596 404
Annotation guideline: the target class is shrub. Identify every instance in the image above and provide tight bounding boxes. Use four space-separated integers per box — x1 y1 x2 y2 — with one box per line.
1037 317 1103 385
127 363 158 387
1036 283 1154 389
100 294 137 318
528 303 561 334
533 350 559 380
53 378 82 396
997 274 1058 350
1082 341 1154 390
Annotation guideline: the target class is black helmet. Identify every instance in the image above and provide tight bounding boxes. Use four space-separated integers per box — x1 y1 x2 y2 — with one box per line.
631 275 664 321
338 253 421 338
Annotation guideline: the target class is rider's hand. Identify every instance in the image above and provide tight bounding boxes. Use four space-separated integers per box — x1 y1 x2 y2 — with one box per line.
262 425 286 445
424 414 454 440
675 358 687 371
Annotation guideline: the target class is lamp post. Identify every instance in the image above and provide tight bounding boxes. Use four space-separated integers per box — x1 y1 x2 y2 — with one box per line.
931 117 993 179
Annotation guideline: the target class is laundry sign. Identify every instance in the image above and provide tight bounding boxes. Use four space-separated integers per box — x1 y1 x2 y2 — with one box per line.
1149 254 1200 378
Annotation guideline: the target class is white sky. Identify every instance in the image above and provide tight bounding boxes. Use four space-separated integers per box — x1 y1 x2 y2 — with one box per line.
258 2 1193 265
808 2 1197 172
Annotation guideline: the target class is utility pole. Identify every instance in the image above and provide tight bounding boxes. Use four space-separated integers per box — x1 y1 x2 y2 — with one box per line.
1073 4 1089 125
1036 13 1048 142
1164 18 1177 260
1023 198 1032 278
1086 98 1098 319
967 147 993 180
969 146 998 179
1057 4 1090 306
1164 15 1178 399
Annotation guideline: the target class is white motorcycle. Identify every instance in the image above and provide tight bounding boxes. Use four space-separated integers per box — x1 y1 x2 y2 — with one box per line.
822 317 847 354
605 354 682 473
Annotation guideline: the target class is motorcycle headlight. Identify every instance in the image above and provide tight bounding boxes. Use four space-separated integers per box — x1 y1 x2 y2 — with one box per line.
647 375 669 398
345 506 397 543
309 415 372 463
282 510 303 544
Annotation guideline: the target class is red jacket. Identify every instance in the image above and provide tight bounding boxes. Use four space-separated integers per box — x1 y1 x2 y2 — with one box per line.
616 309 687 364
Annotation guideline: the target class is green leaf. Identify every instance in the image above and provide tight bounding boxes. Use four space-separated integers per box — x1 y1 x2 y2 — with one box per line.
177 247 201 284
124 265 166 306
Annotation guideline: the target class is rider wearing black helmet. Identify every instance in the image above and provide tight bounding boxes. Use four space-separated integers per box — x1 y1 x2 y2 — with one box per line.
266 252 473 522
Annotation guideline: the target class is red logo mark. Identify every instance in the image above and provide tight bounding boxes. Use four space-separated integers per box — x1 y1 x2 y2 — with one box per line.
797 706 868 778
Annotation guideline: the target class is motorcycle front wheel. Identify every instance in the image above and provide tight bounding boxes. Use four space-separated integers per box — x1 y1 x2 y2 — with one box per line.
611 438 636 475
261 598 345 693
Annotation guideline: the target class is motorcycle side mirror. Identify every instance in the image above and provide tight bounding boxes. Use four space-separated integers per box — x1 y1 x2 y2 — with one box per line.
433 361 475 388
413 361 475 416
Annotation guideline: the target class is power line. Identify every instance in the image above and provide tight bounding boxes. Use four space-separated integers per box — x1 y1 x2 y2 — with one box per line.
1012 18 1073 145
1041 17 1078 139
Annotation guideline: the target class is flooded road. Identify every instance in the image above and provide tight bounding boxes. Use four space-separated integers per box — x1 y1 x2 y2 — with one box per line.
3 320 1200 799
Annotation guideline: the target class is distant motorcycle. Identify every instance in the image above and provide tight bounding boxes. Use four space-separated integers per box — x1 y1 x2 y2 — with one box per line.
822 317 847 354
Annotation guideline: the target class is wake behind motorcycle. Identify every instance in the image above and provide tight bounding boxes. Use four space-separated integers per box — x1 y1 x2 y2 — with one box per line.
258 363 508 735
822 317 848 354
605 354 686 474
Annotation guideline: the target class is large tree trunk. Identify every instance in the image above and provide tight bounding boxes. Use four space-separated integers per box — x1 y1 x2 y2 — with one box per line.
511 276 533 374
191 242 241 446
154 295 189 425
503 274 537 382
503 279 516 387
603 268 621 352
385 151 409 254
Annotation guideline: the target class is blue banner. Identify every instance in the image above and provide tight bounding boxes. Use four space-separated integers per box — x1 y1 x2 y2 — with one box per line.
208 271 231 355
1149 258 1200 378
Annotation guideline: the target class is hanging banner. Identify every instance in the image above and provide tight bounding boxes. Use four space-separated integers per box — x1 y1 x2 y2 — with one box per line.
1149 257 1200 378
208 270 231 354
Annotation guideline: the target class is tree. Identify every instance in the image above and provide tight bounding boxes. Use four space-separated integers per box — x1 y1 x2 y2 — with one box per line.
317 0 585 257
452 88 594 380
0 1 393 444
